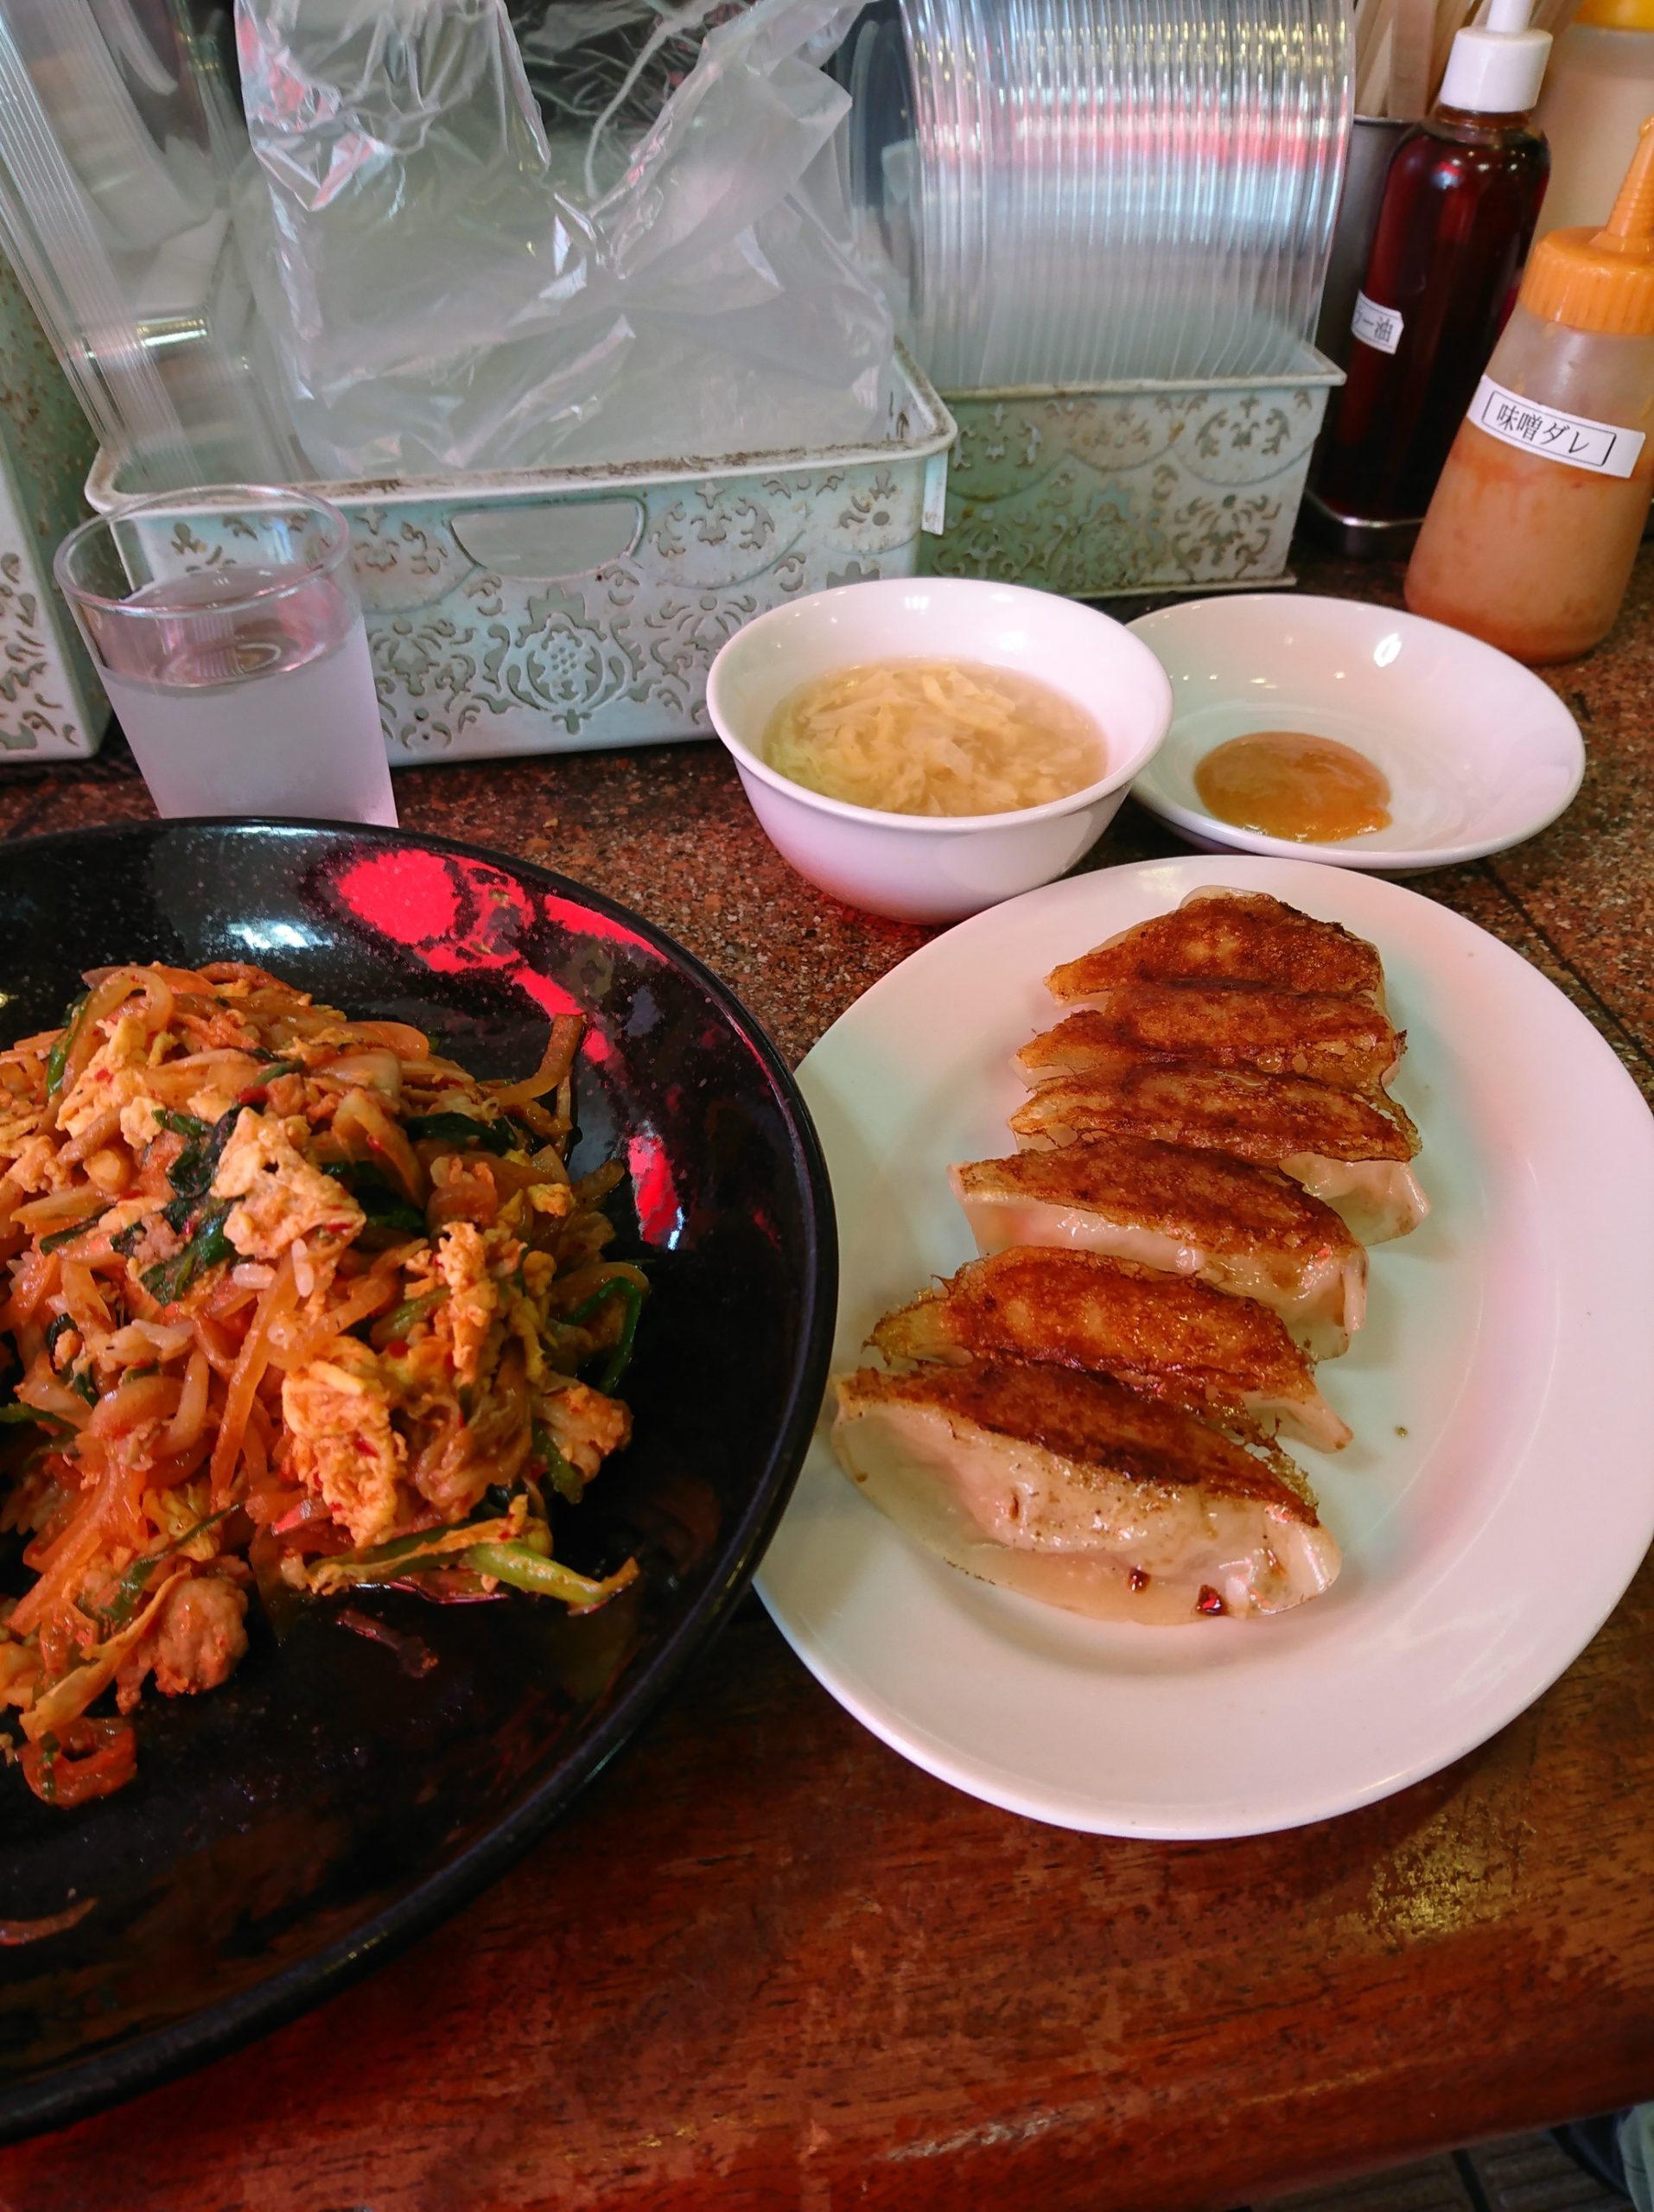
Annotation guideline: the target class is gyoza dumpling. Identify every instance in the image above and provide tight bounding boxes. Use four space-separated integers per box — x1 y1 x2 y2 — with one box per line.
833 1357 1341 1624
1046 886 1386 1006
872 1246 1350 1452
1008 1056 1428 1245
1017 986 1403 1096
949 1138 1366 1359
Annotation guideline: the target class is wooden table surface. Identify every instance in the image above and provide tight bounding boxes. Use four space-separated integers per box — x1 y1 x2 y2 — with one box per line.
2 554 1651 2212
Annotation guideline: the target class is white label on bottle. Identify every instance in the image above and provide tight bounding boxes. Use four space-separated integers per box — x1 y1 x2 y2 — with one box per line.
1469 375 1645 480
1352 291 1403 354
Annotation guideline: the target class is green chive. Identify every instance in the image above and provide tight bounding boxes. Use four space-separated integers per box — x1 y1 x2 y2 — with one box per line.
561 1276 645 1394
0 1404 73 1434
43 994 89 1100
403 1111 516 1156
39 1206 111 1255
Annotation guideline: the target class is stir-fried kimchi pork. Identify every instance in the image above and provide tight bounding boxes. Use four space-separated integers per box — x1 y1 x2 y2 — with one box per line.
0 962 646 1807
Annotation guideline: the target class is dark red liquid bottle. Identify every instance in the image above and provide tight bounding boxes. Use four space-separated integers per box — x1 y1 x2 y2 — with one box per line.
1314 10 1551 530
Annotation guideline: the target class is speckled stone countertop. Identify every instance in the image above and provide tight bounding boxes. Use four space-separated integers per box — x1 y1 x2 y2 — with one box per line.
2 547 1650 1095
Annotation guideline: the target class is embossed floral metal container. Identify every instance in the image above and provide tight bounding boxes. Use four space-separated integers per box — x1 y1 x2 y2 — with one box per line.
88 353 953 765
0 255 107 760
924 350 1344 597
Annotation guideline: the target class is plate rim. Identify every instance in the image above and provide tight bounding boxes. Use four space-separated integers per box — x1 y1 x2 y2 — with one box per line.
1123 594 1586 872
0 816 839 2144
756 852 1654 1838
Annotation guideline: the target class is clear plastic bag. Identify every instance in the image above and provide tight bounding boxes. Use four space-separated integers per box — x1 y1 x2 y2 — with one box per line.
508 0 733 138
234 0 894 478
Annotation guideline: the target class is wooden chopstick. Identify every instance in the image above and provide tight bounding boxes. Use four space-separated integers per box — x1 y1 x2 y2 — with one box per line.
1353 0 1393 114
1388 0 1436 118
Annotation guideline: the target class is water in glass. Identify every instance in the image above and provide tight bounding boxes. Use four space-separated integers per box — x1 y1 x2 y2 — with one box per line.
98 565 396 825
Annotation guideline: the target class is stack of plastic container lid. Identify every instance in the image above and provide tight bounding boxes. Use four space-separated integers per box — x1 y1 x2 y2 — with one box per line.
847 0 1352 391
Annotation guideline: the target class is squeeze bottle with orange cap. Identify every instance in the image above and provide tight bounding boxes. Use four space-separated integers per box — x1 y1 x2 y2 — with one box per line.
1535 0 1654 245
1406 119 1654 663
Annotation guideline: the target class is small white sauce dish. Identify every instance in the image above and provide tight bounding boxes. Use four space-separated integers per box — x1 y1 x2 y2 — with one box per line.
1126 594 1585 873
706 578 1173 924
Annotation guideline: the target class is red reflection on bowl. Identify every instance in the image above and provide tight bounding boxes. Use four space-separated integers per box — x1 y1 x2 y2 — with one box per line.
513 968 581 1022
627 1128 683 1246
334 849 463 950
542 892 647 955
330 848 652 1056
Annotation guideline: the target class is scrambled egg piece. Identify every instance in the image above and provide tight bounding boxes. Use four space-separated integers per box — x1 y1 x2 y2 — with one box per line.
283 1336 406 1547
58 1014 154 1144
2 1135 69 1196
538 1377 631 1482
0 1103 44 1167
118 1095 164 1151
186 1087 238 1124
211 1109 364 1261
434 1222 499 1389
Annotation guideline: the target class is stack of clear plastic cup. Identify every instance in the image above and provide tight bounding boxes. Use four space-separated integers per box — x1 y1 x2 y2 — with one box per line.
845 0 1351 391
0 0 302 489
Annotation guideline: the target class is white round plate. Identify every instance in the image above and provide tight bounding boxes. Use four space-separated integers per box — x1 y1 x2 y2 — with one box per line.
1126 595 1585 872
754 855 1654 1837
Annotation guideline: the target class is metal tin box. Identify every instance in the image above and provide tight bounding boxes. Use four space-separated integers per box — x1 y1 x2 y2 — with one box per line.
0 256 106 760
925 350 1343 597
90 353 953 766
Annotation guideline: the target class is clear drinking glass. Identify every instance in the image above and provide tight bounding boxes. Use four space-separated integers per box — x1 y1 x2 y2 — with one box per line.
54 484 397 826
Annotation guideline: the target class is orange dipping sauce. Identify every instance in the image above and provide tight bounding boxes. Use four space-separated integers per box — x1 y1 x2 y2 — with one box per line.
1193 730 1392 843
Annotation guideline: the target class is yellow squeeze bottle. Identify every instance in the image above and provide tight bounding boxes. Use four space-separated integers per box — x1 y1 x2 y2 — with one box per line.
1405 117 1654 663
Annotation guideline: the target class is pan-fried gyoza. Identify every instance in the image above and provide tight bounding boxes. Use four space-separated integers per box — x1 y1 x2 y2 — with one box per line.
833 1360 1340 1625
1045 886 1387 1003
1016 986 1403 1096
872 1248 1351 1452
835 888 1430 1626
949 1139 1366 1357
1008 1053 1427 1244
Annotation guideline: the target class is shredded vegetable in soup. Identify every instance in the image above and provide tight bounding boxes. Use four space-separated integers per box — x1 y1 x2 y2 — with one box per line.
0 963 644 1808
762 659 1106 817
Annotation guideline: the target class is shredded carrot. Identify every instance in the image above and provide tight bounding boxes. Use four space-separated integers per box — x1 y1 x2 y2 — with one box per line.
10 1444 120 1637
0 1250 60 1335
210 1255 301 1510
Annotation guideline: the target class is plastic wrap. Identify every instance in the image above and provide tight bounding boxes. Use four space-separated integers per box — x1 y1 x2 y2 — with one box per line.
234 0 895 478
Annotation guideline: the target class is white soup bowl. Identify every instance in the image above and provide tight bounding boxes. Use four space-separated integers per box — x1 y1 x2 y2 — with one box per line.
705 578 1173 924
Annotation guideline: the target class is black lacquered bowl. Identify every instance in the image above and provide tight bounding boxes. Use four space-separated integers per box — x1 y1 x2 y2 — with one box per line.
0 820 836 2142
